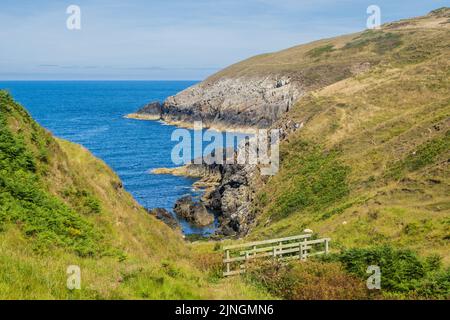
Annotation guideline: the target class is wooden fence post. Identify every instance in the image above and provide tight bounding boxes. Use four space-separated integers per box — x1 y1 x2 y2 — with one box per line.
299 242 304 261
325 239 329 254
225 249 230 274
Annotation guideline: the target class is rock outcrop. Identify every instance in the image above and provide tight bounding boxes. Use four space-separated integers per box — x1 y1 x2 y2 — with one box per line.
174 196 215 227
125 101 162 120
160 76 303 130
204 164 261 237
147 208 180 230
162 161 262 237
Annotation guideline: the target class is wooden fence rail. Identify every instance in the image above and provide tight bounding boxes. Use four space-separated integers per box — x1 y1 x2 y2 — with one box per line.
223 234 330 276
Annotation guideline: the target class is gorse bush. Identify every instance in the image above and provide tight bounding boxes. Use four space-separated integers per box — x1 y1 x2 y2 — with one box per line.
325 246 449 299
0 91 103 256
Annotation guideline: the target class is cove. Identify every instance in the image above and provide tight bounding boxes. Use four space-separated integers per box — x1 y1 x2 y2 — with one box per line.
0 80 232 235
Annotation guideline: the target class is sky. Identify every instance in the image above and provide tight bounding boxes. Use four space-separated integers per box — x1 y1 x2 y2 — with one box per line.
0 0 448 80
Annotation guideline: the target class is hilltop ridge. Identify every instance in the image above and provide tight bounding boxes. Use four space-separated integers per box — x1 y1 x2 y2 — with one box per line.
131 8 450 132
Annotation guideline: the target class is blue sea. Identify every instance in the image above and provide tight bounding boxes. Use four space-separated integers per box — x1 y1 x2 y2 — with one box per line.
0 81 243 235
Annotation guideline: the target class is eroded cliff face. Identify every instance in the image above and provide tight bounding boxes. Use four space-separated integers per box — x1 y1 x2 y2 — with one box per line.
161 76 303 129
191 120 304 237
146 8 450 238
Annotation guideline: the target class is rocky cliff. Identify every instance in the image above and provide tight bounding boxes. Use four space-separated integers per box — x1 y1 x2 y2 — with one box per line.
162 76 303 129
149 8 450 238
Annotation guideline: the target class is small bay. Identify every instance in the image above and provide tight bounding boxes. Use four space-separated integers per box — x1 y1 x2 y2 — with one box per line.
0 81 246 235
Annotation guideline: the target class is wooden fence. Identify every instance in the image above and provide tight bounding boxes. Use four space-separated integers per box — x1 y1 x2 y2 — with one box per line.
223 234 330 276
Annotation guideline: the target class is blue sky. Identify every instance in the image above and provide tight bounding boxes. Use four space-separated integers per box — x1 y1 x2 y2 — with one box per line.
0 0 447 80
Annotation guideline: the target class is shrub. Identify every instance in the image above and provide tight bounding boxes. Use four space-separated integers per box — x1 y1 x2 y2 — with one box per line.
414 268 450 299
327 246 449 299
245 259 370 300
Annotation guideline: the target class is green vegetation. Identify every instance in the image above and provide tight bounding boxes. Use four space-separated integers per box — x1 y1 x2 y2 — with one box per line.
246 259 370 300
343 30 403 54
327 246 450 299
1 8 449 300
0 92 103 256
250 9 450 269
387 132 450 180
245 246 449 300
0 91 270 299
306 44 335 58
260 141 350 221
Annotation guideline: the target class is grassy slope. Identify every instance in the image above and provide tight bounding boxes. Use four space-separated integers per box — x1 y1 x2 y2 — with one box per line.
0 91 269 299
1 8 449 300
249 9 450 263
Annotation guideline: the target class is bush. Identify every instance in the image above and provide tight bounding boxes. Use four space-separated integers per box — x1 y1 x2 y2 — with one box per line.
414 268 450 299
327 246 449 299
246 259 370 300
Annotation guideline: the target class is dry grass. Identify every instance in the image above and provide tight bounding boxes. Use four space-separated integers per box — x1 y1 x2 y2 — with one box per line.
245 260 372 300
251 10 450 264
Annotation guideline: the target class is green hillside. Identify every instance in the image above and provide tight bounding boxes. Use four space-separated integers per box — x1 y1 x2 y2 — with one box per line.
1 8 449 300
249 9 450 265
207 8 450 93
0 91 267 299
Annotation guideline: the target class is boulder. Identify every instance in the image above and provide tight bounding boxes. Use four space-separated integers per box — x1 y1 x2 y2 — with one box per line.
147 208 179 230
174 196 214 227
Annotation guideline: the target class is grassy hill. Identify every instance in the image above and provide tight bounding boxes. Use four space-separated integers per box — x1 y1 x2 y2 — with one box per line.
207 8 449 88
1 8 449 300
0 91 269 299
249 9 450 265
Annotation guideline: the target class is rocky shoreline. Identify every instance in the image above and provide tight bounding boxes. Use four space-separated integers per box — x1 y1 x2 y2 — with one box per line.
128 76 307 237
125 76 303 130
152 161 261 237
151 115 303 237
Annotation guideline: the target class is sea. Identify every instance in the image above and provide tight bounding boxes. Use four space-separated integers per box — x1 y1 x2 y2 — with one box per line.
0 81 247 235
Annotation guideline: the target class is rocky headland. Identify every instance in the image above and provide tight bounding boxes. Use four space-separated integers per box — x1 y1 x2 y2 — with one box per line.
134 8 450 238
126 76 304 131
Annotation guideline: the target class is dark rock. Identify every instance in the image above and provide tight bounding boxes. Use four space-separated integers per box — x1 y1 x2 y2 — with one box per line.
219 224 237 237
174 196 214 227
160 76 303 129
136 101 162 117
147 208 179 229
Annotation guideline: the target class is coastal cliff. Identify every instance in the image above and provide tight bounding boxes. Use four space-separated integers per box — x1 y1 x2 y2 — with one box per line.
162 76 302 129
146 9 450 241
